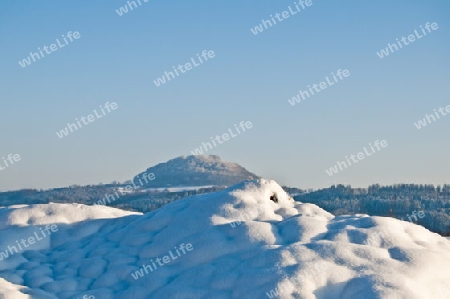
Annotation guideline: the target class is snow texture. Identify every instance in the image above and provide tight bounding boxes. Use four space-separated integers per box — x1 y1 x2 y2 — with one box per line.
0 180 449 299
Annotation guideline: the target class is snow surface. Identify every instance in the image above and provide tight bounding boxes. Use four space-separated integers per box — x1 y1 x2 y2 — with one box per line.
140 185 216 193
0 180 449 299
117 185 216 195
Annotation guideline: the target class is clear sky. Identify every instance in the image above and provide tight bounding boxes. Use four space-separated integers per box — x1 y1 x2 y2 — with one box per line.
1 0 449 191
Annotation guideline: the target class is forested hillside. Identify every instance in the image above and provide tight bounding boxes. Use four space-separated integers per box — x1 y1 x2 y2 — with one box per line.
0 184 225 213
295 184 450 236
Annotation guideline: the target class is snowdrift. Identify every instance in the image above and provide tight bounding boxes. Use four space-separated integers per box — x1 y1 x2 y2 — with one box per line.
0 180 449 299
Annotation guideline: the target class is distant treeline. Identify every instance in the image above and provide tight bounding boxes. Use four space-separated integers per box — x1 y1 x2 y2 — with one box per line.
0 184 121 206
1 183 449 236
294 184 450 236
0 184 224 213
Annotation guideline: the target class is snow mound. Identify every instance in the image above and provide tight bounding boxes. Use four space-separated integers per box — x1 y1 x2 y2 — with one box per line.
0 179 449 299
0 204 140 272
0 203 140 228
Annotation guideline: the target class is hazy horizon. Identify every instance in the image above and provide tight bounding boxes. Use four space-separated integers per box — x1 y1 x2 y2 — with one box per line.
0 154 449 192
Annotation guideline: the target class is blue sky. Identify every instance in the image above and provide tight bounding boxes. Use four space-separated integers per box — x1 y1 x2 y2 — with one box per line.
1 0 449 191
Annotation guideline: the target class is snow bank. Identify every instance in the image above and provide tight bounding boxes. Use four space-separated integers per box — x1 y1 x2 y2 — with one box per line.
0 179 449 299
0 203 140 228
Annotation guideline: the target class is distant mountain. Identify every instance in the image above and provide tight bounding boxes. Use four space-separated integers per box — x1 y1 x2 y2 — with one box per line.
133 155 260 188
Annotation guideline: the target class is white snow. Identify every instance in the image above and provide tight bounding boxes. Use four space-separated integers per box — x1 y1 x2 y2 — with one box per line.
0 203 140 228
0 179 449 299
116 185 217 195
140 185 217 193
